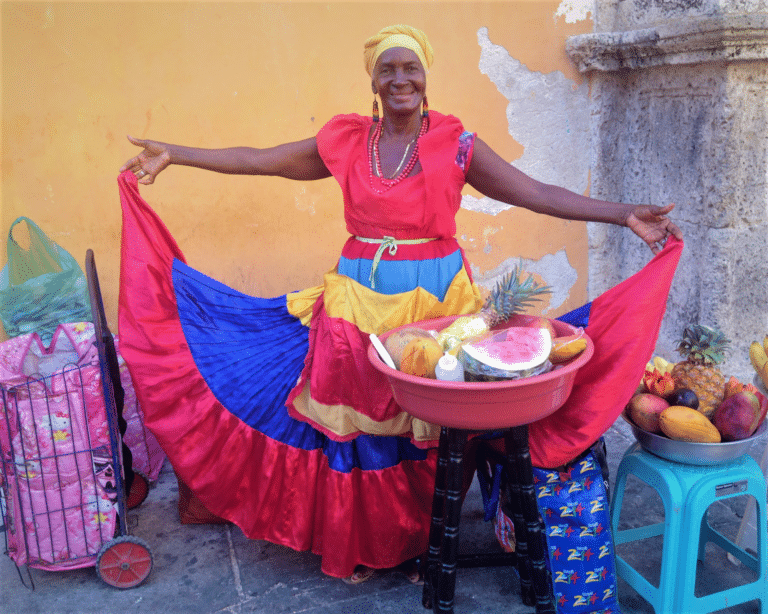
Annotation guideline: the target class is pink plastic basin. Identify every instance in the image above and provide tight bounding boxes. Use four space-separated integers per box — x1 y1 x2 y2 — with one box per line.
368 315 593 430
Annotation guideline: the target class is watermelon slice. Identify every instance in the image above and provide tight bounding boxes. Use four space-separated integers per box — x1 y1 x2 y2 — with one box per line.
459 327 553 382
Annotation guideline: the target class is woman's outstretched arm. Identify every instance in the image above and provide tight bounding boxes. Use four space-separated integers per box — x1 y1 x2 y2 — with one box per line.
119 135 332 184
466 137 683 253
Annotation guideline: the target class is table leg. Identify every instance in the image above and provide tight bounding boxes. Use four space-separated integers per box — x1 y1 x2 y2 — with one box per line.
507 426 556 614
423 426 449 610
435 428 468 614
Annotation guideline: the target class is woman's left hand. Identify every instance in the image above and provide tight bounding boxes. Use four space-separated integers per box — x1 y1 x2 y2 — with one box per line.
626 204 683 254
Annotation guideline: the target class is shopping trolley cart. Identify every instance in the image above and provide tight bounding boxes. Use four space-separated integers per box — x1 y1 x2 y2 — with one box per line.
0 249 153 588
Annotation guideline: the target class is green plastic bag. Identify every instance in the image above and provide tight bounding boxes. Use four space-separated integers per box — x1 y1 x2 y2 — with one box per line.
0 217 91 342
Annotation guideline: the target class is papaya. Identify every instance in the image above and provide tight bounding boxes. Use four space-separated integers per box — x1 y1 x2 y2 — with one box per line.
400 337 444 378
659 405 721 443
384 327 435 368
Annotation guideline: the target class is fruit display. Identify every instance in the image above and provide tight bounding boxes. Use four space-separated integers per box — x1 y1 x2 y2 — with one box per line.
627 326 768 444
670 325 729 419
378 264 590 381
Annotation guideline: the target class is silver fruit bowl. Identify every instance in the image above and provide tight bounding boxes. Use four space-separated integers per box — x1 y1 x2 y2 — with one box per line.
754 373 767 397
623 413 768 466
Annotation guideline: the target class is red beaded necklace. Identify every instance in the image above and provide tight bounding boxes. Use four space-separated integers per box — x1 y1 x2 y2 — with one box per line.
368 116 429 193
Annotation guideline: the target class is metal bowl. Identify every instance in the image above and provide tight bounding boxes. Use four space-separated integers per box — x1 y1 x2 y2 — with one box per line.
754 373 767 397
624 414 768 466
368 315 593 430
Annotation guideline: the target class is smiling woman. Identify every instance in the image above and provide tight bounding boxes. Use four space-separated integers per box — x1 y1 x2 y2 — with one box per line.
117 22 682 590
369 48 428 182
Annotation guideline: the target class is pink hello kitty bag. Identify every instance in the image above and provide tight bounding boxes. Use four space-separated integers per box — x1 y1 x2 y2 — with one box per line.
0 322 164 570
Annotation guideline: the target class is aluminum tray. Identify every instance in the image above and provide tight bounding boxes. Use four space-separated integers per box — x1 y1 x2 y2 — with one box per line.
624 414 768 466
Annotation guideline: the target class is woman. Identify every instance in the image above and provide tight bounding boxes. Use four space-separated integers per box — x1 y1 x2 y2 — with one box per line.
119 25 682 584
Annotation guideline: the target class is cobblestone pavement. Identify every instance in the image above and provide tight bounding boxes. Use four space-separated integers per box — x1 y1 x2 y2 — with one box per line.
2 417 764 614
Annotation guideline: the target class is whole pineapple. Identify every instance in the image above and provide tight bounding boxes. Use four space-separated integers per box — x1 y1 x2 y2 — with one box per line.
436 264 551 352
671 324 730 419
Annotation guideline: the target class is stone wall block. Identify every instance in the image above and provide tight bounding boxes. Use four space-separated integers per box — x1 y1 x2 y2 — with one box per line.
723 63 768 222
570 6 768 380
594 0 726 32
570 13 768 71
699 226 768 376
586 223 626 297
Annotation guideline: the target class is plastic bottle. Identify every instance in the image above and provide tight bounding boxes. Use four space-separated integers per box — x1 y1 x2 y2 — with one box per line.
435 352 464 382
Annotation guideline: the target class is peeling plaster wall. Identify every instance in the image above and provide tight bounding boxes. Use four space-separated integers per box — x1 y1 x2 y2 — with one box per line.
556 0 595 24
463 26 590 311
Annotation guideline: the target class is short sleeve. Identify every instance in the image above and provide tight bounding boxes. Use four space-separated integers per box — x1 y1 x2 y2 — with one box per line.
455 131 476 175
315 114 370 182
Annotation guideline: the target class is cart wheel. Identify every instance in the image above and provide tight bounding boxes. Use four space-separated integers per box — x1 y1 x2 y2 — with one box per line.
96 535 153 588
126 471 150 509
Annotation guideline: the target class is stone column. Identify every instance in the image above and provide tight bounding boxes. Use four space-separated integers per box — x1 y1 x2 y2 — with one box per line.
566 3 768 379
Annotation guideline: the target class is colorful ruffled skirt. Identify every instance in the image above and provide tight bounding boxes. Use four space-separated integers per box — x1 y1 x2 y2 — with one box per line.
116 172 483 577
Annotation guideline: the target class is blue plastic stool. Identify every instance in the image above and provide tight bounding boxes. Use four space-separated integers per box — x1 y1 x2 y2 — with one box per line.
610 443 767 613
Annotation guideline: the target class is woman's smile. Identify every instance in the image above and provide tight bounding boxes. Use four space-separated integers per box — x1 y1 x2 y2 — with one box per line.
372 47 426 118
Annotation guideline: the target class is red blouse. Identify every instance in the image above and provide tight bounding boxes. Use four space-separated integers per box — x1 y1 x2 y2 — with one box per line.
316 112 473 240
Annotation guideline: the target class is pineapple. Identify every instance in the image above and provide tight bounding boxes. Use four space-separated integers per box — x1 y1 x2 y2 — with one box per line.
436 264 551 353
671 325 730 419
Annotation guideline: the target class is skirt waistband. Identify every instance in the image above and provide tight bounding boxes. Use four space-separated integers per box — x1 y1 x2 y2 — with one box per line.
353 236 437 289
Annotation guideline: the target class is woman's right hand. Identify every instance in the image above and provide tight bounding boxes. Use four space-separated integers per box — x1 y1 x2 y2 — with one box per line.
119 136 172 184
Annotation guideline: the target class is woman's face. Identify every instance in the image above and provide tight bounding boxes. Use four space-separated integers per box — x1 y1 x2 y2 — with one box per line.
372 47 426 119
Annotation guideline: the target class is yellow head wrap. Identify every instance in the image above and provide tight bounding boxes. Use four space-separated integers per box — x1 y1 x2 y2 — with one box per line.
364 25 434 76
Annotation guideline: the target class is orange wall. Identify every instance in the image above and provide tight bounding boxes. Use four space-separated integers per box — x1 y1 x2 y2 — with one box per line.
1 1 592 338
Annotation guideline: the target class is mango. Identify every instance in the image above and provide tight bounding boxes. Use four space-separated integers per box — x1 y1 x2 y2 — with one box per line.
549 333 587 364
659 405 721 443
627 393 669 433
713 390 762 441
